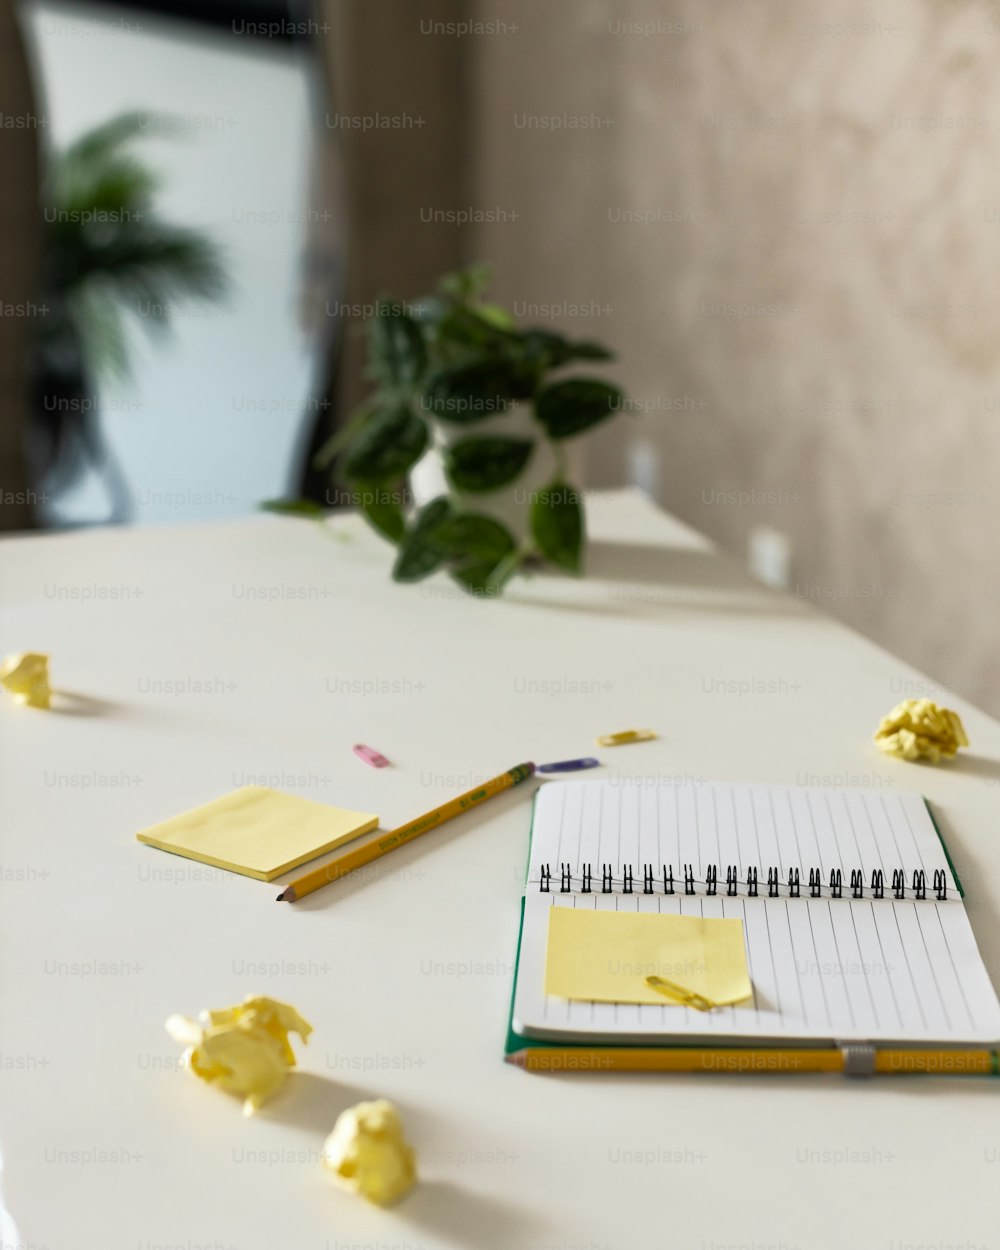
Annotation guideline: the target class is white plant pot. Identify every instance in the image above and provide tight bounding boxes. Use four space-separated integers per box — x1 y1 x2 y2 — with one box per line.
409 401 585 542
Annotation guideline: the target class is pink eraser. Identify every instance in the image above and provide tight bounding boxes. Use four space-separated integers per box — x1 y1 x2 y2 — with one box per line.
353 743 390 769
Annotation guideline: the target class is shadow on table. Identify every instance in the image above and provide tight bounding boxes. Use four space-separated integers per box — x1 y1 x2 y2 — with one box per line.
510 540 812 619
50 689 119 717
259 1072 353 1135
588 540 756 586
260 1076 542 1247
406 1180 541 1250
945 752 1000 785
263 1073 451 1138
930 782 1000 887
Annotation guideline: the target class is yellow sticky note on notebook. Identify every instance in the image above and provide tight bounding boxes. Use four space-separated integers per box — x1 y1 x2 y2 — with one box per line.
136 787 379 881
545 907 752 1007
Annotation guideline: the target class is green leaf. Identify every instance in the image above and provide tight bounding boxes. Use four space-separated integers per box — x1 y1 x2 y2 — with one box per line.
422 360 523 423
535 378 623 440
477 302 516 331
410 294 449 329
485 547 526 593
519 329 614 370
343 403 428 484
312 403 377 472
433 513 515 561
367 302 426 388
530 480 584 573
261 498 326 520
392 496 454 582
448 540 523 597
445 437 534 494
437 264 493 301
431 305 519 360
449 560 503 595
358 491 406 544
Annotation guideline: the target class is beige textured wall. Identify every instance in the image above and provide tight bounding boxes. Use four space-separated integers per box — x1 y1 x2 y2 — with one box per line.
467 0 1000 714
318 0 467 417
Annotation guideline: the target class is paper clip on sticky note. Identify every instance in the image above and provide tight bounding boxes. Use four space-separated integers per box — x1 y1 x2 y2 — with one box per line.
353 744 390 769
645 975 717 1012
597 729 656 747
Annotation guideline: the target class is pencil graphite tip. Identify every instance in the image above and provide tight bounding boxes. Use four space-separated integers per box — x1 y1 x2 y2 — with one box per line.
276 887 296 903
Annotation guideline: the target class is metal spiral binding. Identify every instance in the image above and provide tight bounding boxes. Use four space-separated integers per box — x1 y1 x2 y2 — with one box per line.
536 861 949 900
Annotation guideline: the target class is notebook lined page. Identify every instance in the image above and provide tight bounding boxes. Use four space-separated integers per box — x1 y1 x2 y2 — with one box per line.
526 781 958 897
512 891 1000 1044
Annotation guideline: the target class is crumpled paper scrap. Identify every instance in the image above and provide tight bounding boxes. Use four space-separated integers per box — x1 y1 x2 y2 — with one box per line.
874 698 969 764
165 995 312 1116
322 1099 416 1206
0 652 51 709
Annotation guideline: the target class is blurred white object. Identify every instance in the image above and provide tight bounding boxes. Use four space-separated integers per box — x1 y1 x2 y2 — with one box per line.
748 524 792 589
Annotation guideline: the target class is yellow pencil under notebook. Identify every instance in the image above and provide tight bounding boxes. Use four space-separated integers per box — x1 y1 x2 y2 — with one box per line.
277 762 536 902
508 1047 1000 1075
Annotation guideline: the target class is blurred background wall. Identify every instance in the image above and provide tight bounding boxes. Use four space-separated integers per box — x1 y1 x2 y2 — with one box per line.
302 0 466 495
464 0 1000 712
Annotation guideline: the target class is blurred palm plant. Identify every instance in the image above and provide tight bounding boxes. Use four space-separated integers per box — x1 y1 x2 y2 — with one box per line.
32 112 228 521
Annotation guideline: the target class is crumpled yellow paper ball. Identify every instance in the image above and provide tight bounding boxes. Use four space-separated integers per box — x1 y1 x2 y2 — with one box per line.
0 652 51 709
874 698 969 764
165 995 312 1116
322 1099 416 1206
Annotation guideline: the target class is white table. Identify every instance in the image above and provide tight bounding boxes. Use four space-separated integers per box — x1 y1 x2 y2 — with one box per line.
1 489 996 1249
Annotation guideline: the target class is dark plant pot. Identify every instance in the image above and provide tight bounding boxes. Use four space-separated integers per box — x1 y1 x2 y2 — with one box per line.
29 330 133 525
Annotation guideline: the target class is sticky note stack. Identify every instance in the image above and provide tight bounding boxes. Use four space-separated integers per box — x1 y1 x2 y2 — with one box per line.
136 787 379 881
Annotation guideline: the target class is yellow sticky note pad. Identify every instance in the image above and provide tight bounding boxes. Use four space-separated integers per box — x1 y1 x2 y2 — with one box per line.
545 907 752 1007
136 787 379 881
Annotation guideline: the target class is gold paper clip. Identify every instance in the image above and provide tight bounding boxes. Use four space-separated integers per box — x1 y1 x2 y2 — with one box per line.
645 975 717 1012
597 729 657 747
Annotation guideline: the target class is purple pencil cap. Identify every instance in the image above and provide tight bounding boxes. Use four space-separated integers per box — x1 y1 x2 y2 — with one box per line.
537 757 600 774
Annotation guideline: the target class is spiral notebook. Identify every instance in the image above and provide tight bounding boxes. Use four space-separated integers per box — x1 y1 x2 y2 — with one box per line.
506 780 1000 1072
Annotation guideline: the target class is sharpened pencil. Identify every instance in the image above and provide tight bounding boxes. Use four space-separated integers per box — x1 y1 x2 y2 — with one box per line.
276 762 536 902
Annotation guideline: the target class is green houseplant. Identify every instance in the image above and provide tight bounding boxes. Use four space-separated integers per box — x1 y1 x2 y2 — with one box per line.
278 267 624 594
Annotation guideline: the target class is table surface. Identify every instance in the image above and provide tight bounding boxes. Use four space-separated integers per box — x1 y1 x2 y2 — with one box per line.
1 489 997 1249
